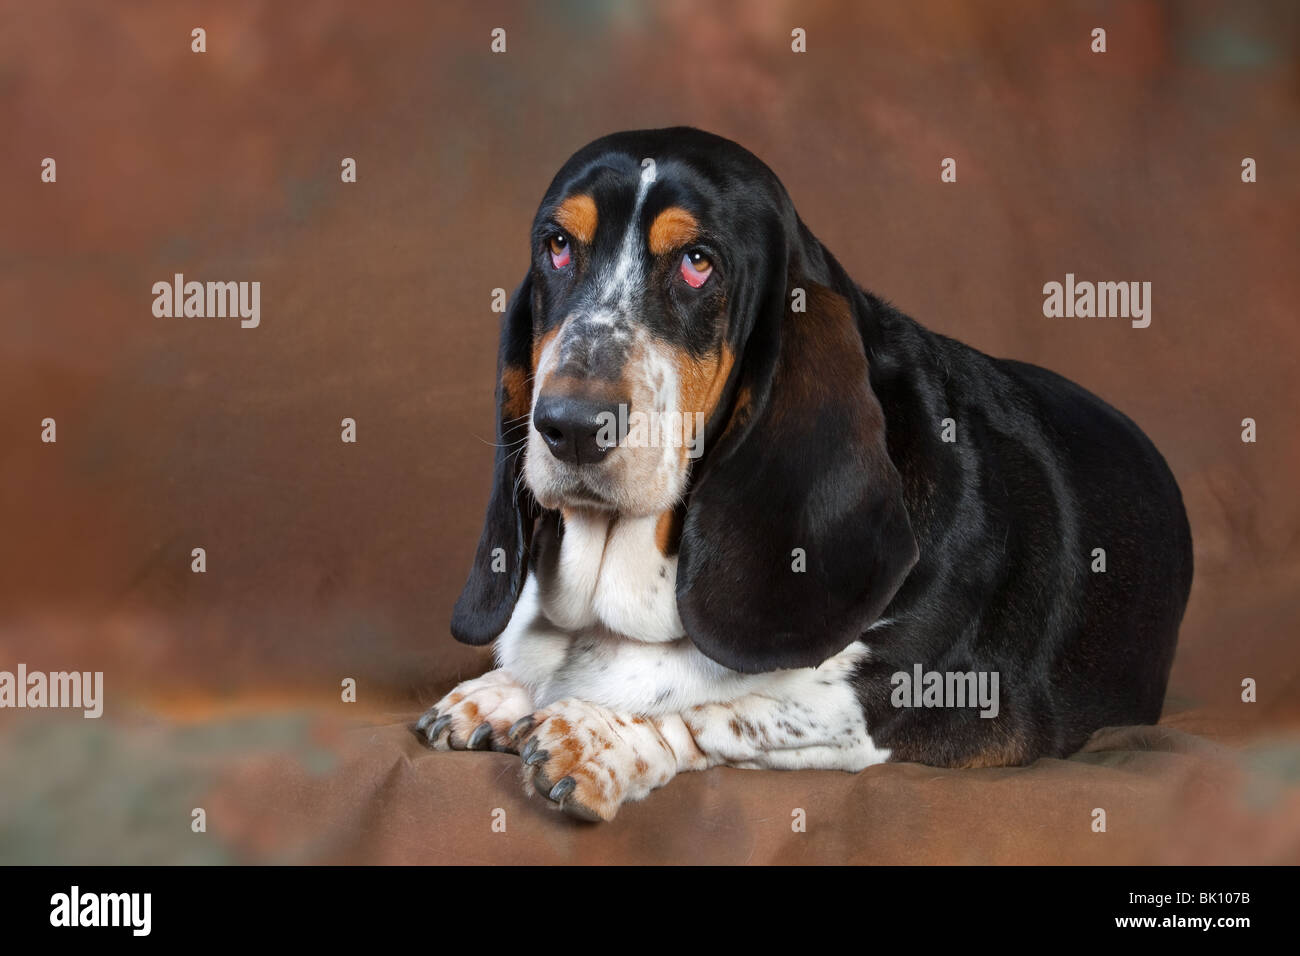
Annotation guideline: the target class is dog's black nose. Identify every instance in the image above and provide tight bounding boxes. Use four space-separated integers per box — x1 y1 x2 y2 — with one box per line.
533 395 621 466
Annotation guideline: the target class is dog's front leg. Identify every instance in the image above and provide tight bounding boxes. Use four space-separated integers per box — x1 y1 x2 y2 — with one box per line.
511 648 888 820
509 699 708 821
416 669 536 753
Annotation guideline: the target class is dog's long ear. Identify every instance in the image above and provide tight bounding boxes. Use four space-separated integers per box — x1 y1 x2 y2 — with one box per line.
677 275 918 673
450 274 538 644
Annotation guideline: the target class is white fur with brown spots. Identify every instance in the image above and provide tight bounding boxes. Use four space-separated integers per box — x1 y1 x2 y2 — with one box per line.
418 511 889 820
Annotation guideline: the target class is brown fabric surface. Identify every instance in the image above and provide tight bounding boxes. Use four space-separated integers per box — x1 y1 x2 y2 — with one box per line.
2 1 1298 864
193 711 1300 865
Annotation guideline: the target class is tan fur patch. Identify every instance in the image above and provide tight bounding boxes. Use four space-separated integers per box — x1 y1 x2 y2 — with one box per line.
647 206 699 256
654 509 682 556
959 737 1029 769
772 285 881 445
554 194 598 243
644 205 696 256
674 342 735 460
500 364 531 421
676 343 734 417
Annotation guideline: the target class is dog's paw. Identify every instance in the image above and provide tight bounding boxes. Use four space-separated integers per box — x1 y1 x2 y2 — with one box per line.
511 699 697 822
414 669 534 753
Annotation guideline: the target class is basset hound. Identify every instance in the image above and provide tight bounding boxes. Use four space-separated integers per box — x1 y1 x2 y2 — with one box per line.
415 128 1194 822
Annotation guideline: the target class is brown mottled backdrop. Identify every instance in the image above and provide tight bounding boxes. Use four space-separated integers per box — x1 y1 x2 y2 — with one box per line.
1 0 1298 864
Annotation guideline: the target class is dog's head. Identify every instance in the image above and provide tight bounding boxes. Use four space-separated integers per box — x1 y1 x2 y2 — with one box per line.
452 128 917 672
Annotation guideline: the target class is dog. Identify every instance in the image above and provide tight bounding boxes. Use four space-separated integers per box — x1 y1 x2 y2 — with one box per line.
415 128 1194 822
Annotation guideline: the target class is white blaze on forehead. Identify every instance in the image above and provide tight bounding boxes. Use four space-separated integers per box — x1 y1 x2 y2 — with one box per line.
599 158 657 312
582 307 621 328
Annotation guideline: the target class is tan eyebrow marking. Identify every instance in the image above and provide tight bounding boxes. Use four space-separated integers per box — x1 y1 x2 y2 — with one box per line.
554 194 598 243
647 206 699 256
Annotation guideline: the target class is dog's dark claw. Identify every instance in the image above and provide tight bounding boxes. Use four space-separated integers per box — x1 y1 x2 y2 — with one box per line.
429 714 453 740
467 721 493 750
521 738 549 766
549 777 577 802
415 709 438 732
507 715 535 741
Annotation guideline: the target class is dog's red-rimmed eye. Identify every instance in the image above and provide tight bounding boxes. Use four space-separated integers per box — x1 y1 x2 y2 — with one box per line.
548 233 571 268
681 249 712 288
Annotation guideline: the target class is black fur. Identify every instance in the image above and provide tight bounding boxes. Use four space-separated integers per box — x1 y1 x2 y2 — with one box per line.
449 275 537 645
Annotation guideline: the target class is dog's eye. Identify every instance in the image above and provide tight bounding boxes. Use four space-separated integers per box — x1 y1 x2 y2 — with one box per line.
548 233 571 268
681 250 712 288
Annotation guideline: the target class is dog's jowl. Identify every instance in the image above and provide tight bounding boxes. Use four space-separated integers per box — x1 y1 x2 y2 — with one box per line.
415 128 1193 821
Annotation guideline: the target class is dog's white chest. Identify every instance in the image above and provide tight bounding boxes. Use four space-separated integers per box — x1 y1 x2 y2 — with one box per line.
535 510 684 644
